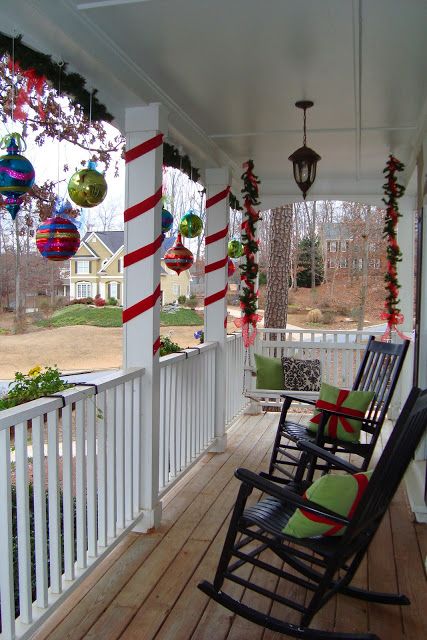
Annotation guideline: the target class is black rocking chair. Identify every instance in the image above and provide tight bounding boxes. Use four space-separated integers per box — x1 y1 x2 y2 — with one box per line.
267 336 409 484
198 386 427 640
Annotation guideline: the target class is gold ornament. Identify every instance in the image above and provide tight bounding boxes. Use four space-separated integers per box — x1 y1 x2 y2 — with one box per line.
68 160 108 208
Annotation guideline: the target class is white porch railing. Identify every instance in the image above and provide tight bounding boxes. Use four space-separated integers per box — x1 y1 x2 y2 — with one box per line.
225 332 249 424
0 368 145 640
3 329 388 638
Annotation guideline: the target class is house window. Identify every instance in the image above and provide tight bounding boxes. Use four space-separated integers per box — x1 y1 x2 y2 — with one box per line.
352 258 363 270
327 258 336 269
328 240 338 253
172 284 180 297
118 257 123 273
340 240 349 252
76 282 92 298
76 260 90 274
369 258 381 269
109 282 118 299
339 258 348 268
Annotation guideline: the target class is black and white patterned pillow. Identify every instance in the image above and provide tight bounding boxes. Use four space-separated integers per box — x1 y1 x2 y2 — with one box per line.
281 356 322 391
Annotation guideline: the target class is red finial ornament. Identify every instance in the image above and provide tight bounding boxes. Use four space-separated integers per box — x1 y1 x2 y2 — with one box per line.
163 233 194 275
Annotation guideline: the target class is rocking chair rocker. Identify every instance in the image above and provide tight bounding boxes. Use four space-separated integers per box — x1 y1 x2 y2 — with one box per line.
198 386 427 640
266 336 409 484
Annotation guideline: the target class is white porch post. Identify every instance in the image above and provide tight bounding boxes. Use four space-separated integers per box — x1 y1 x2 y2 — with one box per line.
395 197 416 413
205 168 230 452
405 142 427 523
123 103 167 530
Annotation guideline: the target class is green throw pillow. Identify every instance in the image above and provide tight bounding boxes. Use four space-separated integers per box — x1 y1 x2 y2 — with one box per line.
307 382 375 443
283 471 372 538
254 354 284 390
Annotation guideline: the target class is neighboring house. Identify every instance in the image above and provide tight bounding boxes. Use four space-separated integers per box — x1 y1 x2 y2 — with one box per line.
69 231 190 305
321 222 385 282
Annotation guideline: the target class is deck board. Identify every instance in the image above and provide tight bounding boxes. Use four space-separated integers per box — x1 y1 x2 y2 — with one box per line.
33 411 426 640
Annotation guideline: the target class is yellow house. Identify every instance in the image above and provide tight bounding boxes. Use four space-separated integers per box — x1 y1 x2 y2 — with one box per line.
70 231 191 305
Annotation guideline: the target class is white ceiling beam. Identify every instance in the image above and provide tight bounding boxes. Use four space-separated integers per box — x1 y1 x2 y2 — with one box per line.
77 0 155 10
209 125 417 140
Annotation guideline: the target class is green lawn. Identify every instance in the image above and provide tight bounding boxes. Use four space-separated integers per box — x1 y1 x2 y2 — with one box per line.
38 304 203 328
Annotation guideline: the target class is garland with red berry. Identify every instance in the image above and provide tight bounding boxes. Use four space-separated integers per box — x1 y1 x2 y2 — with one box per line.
380 155 409 340
234 159 262 347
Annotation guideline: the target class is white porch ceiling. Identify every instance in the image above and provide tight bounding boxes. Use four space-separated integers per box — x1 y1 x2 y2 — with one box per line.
1 0 426 204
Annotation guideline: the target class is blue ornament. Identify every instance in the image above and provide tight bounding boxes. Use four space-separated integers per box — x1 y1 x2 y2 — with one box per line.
0 134 35 220
161 207 173 234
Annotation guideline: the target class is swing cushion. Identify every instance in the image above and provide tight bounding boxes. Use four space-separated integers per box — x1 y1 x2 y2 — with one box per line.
281 356 321 391
254 354 284 390
307 382 375 443
283 470 372 538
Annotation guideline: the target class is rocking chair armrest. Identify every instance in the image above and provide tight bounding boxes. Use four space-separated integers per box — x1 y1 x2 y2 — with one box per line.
296 440 359 473
235 468 350 526
281 393 317 406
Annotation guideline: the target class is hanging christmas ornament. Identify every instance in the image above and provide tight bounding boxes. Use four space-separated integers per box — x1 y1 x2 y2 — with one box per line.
36 216 80 261
228 238 243 259
179 209 203 238
227 257 236 278
0 133 35 220
163 233 194 275
67 160 108 208
161 207 174 234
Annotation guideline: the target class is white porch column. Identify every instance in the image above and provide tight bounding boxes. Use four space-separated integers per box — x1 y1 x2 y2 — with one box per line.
205 168 230 452
123 103 167 530
394 196 416 413
405 143 427 523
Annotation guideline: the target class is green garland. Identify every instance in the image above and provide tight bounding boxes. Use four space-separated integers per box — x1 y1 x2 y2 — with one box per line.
380 155 408 339
0 31 113 122
235 159 261 347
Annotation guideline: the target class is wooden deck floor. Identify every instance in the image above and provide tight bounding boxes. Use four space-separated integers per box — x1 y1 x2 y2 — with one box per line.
32 412 427 640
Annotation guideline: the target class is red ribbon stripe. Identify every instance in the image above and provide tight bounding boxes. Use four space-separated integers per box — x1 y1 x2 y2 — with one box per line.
206 186 230 209
205 224 229 246
204 284 228 307
205 256 228 273
124 186 163 223
311 389 365 439
153 336 161 356
124 234 164 268
125 133 164 163
123 284 161 324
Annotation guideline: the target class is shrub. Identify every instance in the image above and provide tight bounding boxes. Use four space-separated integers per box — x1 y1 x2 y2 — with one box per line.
94 297 106 307
160 335 182 356
68 297 93 305
177 295 187 304
0 366 72 410
107 297 118 306
186 295 198 309
321 310 336 324
307 308 324 324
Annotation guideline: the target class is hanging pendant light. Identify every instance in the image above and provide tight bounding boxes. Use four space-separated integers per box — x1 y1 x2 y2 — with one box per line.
288 100 321 200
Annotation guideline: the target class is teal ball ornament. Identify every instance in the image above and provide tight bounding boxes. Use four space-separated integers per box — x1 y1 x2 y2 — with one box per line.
161 207 173 234
228 239 243 259
179 210 203 238
0 135 35 220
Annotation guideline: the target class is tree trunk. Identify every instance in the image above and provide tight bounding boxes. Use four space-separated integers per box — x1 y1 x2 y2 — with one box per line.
357 231 369 330
14 218 25 333
264 205 293 328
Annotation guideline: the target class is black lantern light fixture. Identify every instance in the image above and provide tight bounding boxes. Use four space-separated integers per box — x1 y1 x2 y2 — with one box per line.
288 100 321 199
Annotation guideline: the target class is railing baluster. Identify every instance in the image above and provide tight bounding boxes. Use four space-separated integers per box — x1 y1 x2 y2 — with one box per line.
61 403 74 580
86 392 97 558
0 427 14 639
75 398 87 569
97 391 107 548
47 409 62 592
132 377 141 514
106 386 117 539
116 383 125 530
159 367 166 489
32 415 48 607
124 379 133 522
15 421 32 623
169 363 177 479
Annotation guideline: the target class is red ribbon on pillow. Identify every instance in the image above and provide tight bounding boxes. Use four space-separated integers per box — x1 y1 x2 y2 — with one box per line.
300 473 370 536
311 389 365 439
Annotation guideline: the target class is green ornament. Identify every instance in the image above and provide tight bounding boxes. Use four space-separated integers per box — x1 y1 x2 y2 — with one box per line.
179 210 203 238
228 239 243 259
68 160 108 208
